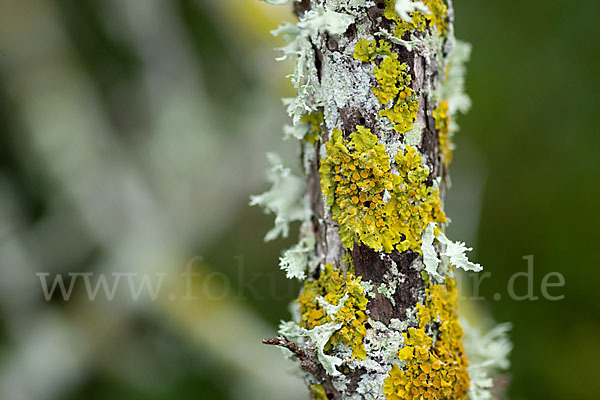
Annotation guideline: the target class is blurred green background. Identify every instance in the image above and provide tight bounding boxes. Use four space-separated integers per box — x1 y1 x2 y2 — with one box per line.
0 0 598 399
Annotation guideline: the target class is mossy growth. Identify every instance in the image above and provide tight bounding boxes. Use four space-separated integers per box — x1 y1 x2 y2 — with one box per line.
382 0 449 37
302 111 324 145
319 127 446 253
298 263 369 359
383 278 470 400
310 384 328 400
432 100 452 166
354 39 419 135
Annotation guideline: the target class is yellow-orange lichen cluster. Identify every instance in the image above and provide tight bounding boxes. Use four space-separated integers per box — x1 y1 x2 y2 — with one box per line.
354 39 419 135
320 127 446 253
433 100 452 166
310 384 328 400
383 279 470 400
298 263 369 359
302 111 324 144
382 0 449 38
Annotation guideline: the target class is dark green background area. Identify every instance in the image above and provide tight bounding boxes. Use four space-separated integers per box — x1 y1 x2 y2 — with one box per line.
454 0 600 398
1 0 598 399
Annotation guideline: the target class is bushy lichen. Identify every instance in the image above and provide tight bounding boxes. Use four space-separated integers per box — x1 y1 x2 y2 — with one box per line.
320 127 446 253
272 7 354 125
432 41 473 169
298 263 369 359
250 153 311 241
297 6 355 37
279 319 344 376
422 222 483 275
461 320 512 400
383 278 470 400
279 221 317 280
438 41 472 116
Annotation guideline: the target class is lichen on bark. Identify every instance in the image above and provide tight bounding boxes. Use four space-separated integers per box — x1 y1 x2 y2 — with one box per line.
255 1 511 399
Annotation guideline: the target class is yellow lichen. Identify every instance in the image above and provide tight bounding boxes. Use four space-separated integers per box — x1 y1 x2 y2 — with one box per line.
354 39 377 63
383 278 470 400
372 53 410 106
298 263 369 359
310 384 328 400
433 100 453 166
422 0 449 34
319 127 446 253
383 0 428 38
378 84 419 135
382 0 449 37
354 40 419 135
392 146 447 252
354 39 393 63
301 111 324 145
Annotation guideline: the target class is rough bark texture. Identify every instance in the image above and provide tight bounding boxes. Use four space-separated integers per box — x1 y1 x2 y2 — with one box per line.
256 1 507 399
302 4 445 397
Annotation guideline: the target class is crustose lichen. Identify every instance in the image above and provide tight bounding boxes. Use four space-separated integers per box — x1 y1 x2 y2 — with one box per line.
320 126 446 253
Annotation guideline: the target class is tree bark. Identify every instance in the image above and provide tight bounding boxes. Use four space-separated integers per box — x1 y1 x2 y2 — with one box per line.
259 1 495 399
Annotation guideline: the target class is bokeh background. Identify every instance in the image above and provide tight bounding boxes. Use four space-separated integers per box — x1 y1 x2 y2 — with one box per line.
0 0 598 399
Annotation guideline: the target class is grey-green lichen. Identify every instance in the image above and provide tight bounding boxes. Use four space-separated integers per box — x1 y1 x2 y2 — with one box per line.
437 40 472 116
430 38 472 167
272 5 355 125
360 280 377 299
260 0 292 4
280 319 344 376
421 222 483 281
377 283 396 307
376 259 404 307
299 6 355 36
250 153 311 241
280 221 319 279
462 320 512 400
393 0 430 23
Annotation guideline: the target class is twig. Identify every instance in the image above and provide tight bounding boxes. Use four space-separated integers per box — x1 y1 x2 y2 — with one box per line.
262 335 306 359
